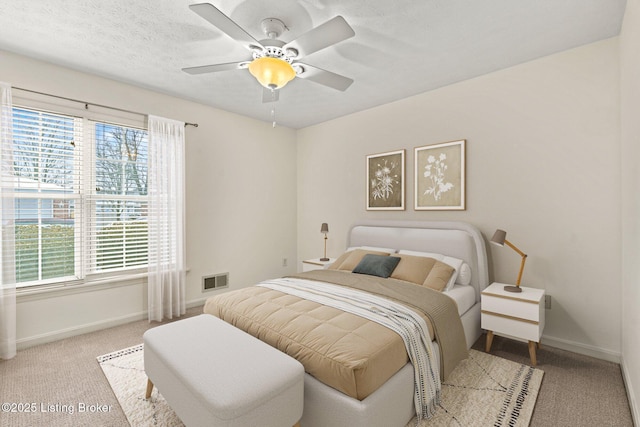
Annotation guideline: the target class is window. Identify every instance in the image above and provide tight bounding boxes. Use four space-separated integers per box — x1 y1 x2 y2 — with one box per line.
10 105 148 287
12 108 79 284
91 123 148 272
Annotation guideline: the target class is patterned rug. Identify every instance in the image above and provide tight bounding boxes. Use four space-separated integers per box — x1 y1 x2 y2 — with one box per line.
98 345 543 427
407 349 543 426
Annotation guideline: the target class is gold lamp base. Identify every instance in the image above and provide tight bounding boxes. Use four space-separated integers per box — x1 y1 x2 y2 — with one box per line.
504 285 522 293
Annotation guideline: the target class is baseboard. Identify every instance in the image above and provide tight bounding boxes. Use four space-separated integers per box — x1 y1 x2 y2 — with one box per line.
187 297 209 308
541 334 621 363
16 299 207 351
16 311 148 351
621 355 640 427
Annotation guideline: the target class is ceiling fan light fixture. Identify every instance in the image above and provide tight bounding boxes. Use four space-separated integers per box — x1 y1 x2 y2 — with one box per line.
248 56 296 90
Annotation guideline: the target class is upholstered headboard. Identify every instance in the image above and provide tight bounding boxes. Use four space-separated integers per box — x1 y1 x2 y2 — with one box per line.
348 220 489 302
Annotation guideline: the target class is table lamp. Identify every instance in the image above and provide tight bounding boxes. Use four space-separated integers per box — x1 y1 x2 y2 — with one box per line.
320 223 329 261
491 229 527 293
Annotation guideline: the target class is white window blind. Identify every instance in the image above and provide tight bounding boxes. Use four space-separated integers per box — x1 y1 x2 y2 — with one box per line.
10 104 149 287
88 122 148 273
12 107 81 285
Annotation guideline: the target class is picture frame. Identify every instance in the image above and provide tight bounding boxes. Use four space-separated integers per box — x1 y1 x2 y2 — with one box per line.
366 149 405 211
414 140 466 210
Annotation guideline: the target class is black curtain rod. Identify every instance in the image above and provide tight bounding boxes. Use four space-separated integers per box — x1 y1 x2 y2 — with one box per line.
13 86 199 128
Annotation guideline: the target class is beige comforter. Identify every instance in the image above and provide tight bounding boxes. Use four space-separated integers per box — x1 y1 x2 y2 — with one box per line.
203 269 467 400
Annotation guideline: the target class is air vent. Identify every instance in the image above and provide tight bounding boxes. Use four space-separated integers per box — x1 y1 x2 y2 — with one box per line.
202 273 229 291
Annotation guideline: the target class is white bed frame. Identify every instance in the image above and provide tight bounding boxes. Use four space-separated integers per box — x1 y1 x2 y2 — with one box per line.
299 220 489 427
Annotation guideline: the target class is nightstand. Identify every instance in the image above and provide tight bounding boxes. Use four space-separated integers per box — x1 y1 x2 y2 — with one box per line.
301 258 336 272
481 282 545 365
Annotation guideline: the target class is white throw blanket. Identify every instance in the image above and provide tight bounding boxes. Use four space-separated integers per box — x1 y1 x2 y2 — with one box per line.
258 278 440 420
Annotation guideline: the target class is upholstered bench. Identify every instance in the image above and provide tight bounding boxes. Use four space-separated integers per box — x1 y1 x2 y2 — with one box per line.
143 314 304 427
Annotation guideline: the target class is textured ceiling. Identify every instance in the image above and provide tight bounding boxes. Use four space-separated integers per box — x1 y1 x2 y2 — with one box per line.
0 0 627 129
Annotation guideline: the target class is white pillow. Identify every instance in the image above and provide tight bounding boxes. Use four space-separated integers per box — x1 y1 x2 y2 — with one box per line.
397 250 467 291
457 263 472 286
347 246 396 254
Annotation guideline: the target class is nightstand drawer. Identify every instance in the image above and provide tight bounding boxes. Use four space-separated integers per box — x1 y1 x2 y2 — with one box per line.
481 312 542 342
481 293 540 322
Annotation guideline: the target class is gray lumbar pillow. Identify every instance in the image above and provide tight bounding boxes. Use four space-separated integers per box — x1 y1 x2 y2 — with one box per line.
352 254 401 278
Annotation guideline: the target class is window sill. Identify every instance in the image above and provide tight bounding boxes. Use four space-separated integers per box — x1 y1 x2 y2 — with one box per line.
16 272 148 302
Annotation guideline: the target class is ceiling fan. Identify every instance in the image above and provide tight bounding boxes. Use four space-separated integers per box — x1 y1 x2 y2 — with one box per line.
182 3 355 102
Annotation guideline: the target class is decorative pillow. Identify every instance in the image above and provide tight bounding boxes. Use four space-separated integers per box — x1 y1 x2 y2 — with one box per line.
328 249 391 271
390 254 455 291
397 250 465 291
327 250 354 270
352 254 401 278
390 254 439 285
422 261 455 291
457 262 472 285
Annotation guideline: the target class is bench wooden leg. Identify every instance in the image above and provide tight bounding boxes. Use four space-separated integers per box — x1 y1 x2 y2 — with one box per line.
145 379 154 399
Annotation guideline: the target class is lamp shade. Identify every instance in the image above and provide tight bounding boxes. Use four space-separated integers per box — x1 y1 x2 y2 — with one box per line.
248 57 296 90
320 223 329 234
490 229 507 246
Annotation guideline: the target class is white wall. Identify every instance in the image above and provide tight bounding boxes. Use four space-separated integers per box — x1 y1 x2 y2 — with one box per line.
1 50 298 347
620 0 640 422
297 38 621 361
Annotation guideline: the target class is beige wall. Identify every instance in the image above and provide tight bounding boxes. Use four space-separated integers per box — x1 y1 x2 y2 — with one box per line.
297 38 621 360
1 50 298 346
620 0 640 422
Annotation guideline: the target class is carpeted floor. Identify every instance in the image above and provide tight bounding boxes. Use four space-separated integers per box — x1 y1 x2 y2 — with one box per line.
471 338 634 427
0 306 634 427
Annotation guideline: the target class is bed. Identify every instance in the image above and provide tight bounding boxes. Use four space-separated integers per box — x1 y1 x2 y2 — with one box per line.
203 220 489 427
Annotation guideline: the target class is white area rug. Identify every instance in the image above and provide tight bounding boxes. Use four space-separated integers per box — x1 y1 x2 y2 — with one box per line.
406 349 543 426
97 344 183 427
98 345 542 427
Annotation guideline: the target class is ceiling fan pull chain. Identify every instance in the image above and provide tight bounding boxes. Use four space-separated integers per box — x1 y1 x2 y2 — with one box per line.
271 105 277 128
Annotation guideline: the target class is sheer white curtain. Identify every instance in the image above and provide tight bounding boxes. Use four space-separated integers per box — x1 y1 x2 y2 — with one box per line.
147 115 186 322
0 82 16 359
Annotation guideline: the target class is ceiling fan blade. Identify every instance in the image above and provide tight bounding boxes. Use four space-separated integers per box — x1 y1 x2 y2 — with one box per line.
295 63 354 91
284 16 355 59
189 3 262 51
262 87 280 103
182 62 246 75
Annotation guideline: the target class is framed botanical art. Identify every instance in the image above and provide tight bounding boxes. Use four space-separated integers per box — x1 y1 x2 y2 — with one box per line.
414 140 466 210
366 149 405 210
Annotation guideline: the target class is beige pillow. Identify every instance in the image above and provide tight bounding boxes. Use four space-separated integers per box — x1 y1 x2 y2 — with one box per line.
390 254 454 291
390 254 438 285
328 249 390 271
327 251 353 270
423 261 455 291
